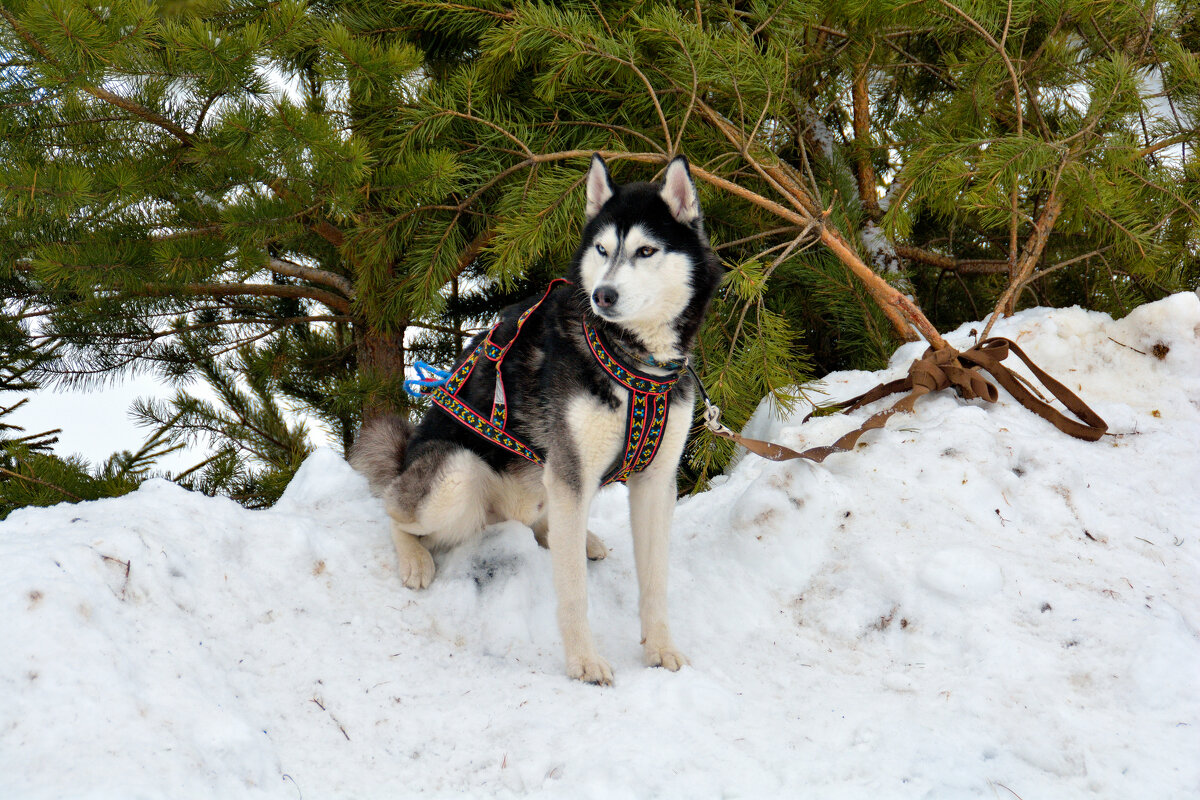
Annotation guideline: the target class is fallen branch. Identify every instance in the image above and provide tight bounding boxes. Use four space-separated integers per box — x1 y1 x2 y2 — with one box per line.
894 245 1010 275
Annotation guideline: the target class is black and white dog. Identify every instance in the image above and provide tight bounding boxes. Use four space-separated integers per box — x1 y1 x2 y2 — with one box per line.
351 155 722 684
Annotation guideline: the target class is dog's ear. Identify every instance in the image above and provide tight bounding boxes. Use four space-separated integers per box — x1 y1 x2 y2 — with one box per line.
659 156 700 224
585 154 615 220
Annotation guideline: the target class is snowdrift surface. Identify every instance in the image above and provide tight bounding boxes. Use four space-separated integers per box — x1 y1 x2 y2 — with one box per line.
4 296 1200 799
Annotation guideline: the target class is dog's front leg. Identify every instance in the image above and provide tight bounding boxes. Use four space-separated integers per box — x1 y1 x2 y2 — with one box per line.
544 466 612 685
626 403 691 672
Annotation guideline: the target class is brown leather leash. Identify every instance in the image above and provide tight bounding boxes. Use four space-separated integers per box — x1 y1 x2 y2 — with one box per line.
691 338 1108 464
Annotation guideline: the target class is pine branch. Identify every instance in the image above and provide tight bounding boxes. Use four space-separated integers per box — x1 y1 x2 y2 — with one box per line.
933 0 1023 139
0 465 83 502
264 178 346 247
1 6 349 253
455 218 488 255
83 85 197 147
0 8 196 146
36 315 352 347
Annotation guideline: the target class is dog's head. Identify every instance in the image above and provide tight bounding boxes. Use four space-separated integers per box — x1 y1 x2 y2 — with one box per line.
570 155 721 354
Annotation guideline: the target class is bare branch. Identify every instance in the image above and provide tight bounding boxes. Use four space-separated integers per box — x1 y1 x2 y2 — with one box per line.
894 245 1010 274
136 282 353 314
1027 246 1115 284
982 163 1068 336
267 257 355 299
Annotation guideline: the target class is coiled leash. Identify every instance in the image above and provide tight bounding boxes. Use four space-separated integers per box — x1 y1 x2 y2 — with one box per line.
404 362 451 397
689 337 1108 464
405 280 684 486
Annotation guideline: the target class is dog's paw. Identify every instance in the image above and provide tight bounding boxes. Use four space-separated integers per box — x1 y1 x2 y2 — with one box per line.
585 530 608 561
644 644 689 671
566 654 614 686
399 546 435 590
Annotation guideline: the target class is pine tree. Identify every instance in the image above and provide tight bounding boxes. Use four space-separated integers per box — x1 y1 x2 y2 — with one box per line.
3 0 1197 501
0 0 443 441
0 284 182 517
379 0 1200 482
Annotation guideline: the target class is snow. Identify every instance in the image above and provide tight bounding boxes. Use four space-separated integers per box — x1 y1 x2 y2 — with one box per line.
860 219 900 273
4 295 1200 799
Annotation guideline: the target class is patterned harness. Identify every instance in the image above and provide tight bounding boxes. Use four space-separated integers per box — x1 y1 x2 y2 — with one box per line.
410 280 684 487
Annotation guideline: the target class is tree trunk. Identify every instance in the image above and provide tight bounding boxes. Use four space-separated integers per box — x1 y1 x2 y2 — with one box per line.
851 71 881 220
356 323 407 422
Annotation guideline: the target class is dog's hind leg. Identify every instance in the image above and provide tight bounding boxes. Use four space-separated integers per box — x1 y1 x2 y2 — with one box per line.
532 517 608 561
382 448 495 589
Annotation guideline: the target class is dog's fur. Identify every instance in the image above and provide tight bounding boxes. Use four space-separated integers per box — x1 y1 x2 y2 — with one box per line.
350 155 722 684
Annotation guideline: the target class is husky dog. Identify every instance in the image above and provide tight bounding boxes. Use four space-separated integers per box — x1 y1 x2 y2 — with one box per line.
350 154 722 684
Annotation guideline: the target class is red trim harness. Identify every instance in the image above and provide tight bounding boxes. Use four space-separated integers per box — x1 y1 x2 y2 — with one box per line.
418 281 684 486
580 320 680 485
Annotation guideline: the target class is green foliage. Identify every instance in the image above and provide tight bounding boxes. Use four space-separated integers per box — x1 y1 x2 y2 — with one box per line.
2 0 1197 508
0 430 185 520
0 301 183 518
132 335 315 508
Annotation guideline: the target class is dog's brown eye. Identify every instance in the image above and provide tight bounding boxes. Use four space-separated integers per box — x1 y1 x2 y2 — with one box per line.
636 246 658 258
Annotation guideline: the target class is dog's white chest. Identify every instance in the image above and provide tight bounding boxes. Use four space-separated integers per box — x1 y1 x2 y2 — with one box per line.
566 394 629 483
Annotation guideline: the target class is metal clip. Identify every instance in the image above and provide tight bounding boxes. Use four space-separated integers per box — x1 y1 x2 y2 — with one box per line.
701 398 737 438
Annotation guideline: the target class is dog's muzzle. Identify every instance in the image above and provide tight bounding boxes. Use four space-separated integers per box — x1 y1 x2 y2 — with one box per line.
592 285 619 310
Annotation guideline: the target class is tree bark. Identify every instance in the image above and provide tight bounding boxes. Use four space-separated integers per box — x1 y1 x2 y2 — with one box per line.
356 324 407 422
893 245 1010 274
852 71 881 220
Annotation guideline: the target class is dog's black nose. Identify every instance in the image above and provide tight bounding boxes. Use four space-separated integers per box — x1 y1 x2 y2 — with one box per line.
592 286 619 309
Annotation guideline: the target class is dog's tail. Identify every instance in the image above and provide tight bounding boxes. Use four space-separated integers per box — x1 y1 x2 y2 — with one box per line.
348 414 415 495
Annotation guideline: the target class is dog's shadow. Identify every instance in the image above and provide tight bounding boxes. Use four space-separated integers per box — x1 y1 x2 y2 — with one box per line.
435 521 543 592
430 522 563 658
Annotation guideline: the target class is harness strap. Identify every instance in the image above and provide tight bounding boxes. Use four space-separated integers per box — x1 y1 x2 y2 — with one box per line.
696 337 1108 463
484 278 569 427
423 281 568 465
582 321 683 395
583 321 684 485
415 281 688 486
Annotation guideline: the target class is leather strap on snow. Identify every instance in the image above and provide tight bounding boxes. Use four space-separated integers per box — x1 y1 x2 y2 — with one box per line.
700 338 1107 464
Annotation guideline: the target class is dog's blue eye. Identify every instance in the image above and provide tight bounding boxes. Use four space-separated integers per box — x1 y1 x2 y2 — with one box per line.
596 244 607 257
635 246 658 258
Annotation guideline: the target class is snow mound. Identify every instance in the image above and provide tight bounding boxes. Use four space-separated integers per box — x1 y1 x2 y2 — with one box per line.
3 295 1200 798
